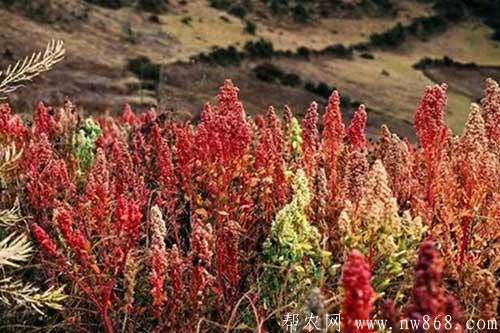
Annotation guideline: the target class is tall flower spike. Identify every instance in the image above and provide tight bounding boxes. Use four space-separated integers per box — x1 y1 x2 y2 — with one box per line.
149 205 167 317
31 223 59 258
378 125 412 204
407 241 446 326
34 101 60 137
321 90 345 200
289 117 303 159
405 241 465 332
195 80 252 166
73 118 101 173
413 84 449 210
115 197 142 247
301 102 320 179
82 149 111 234
172 123 195 196
341 250 374 333
121 104 137 126
254 125 277 221
266 106 284 155
0 103 25 142
168 245 184 320
151 123 176 204
358 160 399 233
459 104 488 154
347 105 367 151
480 78 500 144
123 250 138 313
414 83 448 151
27 158 74 211
262 169 327 310
343 148 368 206
55 206 95 270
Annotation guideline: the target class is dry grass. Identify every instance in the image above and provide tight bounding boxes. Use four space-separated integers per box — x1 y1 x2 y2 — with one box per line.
276 20 500 134
255 0 432 50
1 0 499 136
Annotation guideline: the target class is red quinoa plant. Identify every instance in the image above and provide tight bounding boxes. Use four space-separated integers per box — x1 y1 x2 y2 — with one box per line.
0 78 498 332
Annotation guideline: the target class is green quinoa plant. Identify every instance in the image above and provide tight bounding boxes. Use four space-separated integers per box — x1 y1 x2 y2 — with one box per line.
72 118 101 173
262 169 330 312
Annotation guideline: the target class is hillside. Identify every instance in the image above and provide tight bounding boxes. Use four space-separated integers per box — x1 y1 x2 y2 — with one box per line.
1 0 500 138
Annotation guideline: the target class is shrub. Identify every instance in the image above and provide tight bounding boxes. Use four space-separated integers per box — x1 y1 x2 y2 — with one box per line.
128 56 161 83
322 43 353 58
413 56 478 70
138 0 169 12
297 46 311 58
228 4 247 18
493 29 500 41
262 169 328 309
253 63 302 87
282 73 302 87
253 63 285 83
209 0 230 10
85 0 130 9
433 0 466 20
181 16 192 25
244 38 275 58
244 20 256 34
360 52 375 60
305 81 335 99
407 16 448 38
292 4 310 23
195 46 242 66
370 22 407 47
269 0 284 14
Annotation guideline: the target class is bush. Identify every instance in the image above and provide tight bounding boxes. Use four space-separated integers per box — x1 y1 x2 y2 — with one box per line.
406 16 448 38
296 46 311 58
245 20 256 34
305 81 335 99
229 4 247 18
128 56 161 83
209 0 231 9
433 0 466 20
253 63 302 87
269 0 284 14
138 0 169 12
282 73 302 87
370 23 407 47
322 44 353 58
360 53 375 60
242 0 254 11
292 4 310 23
181 16 192 25
85 0 130 9
315 82 333 98
244 38 275 58
253 63 285 83
1 0 89 25
493 29 500 41
372 0 394 11
413 56 478 70
196 46 243 66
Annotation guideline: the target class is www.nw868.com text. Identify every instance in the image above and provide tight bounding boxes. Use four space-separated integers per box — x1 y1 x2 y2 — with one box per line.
282 313 498 332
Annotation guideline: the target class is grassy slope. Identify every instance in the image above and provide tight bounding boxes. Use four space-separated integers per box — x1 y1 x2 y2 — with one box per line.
0 0 429 116
275 21 500 134
1 0 500 137
251 1 432 51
